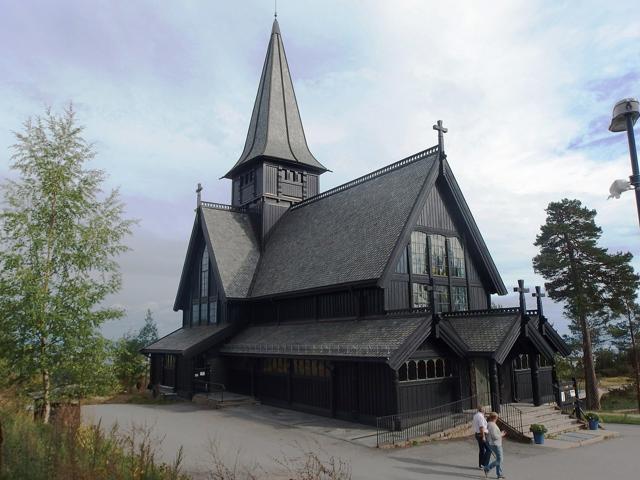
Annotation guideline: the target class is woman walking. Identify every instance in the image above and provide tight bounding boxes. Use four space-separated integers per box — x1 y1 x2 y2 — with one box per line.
484 412 506 479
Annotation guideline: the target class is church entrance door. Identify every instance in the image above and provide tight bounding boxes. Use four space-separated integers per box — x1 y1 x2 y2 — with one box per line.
473 358 491 407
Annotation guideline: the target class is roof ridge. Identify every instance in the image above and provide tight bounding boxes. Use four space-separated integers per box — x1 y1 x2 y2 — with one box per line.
290 145 439 210
200 201 247 213
441 307 520 318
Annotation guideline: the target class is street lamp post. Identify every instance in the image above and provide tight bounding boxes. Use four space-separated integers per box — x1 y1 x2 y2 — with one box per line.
609 98 640 227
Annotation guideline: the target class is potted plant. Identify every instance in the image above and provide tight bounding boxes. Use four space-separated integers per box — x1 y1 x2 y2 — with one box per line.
529 423 547 444
585 412 600 430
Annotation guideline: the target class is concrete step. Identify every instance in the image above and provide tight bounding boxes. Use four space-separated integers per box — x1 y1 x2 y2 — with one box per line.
192 392 259 409
501 403 583 439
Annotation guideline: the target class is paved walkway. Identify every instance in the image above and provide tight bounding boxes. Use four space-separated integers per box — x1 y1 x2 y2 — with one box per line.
83 402 640 479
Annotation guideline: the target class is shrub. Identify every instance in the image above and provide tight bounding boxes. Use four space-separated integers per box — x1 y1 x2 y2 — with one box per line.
0 403 188 480
529 424 547 434
585 412 600 422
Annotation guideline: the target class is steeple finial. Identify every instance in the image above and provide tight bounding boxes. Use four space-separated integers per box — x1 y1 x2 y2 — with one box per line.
433 120 448 154
274 0 277 18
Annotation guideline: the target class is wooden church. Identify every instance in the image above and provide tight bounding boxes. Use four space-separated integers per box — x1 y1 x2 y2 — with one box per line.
143 19 569 424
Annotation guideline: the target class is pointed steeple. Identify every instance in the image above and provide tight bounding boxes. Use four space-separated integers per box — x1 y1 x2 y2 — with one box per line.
224 19 326 178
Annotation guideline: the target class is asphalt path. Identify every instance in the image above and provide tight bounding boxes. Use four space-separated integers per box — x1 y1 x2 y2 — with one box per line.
83 402 640 479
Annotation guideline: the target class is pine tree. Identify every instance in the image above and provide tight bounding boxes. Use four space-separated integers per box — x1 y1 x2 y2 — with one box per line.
113 309 159 392
533 199 632 410
0 106 134 422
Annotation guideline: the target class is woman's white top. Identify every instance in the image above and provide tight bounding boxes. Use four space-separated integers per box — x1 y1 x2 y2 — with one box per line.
487 421 503 446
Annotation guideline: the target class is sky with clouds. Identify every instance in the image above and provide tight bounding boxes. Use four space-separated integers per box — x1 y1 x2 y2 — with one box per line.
1 0 638 338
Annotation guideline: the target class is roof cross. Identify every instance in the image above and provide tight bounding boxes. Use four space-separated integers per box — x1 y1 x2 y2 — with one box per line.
433 120 448 153
532 286 546 318
513 279 529 315
196 183 203 207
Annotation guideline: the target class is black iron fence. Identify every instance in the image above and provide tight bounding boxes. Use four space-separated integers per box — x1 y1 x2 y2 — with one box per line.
376 391 532 447
376 393 489 447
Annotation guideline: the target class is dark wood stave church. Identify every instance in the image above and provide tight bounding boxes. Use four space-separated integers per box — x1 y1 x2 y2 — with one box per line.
142 19 569 424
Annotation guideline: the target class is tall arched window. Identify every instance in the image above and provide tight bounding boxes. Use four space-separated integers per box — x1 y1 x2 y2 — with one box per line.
408 361 417 380
201 248 209 298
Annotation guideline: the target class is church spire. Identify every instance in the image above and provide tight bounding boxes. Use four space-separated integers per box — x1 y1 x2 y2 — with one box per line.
224 19 327 179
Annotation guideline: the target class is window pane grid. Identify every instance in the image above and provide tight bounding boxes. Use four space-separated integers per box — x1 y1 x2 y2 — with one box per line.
451 286 468 312
434 285 450 313
412 283 429 308
448 237 465 278
410 232 428 275
429 234 448 276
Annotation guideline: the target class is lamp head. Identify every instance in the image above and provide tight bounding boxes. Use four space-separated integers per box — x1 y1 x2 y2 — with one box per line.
609 98 640 132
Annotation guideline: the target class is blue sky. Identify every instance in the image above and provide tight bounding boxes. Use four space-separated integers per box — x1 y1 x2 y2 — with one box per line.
1 0 639 338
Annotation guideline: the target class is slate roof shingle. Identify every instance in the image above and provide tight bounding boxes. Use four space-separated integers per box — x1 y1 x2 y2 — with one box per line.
141 324 231 356
201 207 260 298
250 151 439 297
220 315 430 361
442 312 520 352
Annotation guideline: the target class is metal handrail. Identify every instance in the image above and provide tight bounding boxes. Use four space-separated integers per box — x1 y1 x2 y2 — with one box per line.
193 379 226 403
499 402 524 434
376 392 490 447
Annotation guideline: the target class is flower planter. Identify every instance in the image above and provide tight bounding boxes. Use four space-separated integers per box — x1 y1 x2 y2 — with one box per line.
533 432 545 444
588 419 599 430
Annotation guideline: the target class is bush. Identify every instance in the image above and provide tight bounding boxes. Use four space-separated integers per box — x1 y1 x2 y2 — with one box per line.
529 424 547 434
585 412 600 422
0 403 188 480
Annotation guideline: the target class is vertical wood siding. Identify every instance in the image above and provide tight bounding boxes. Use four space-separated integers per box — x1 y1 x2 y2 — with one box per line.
417 186 457 232
264 164 278 195
469 286 488 309
385 280 410 310
398 377 457 413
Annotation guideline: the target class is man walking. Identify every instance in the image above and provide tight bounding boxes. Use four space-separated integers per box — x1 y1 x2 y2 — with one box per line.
472 405 490 469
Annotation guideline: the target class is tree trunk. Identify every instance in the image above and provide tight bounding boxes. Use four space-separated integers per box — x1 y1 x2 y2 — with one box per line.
579 314 600 410
42 368 51 424
565 234 600 410
628 309 640 413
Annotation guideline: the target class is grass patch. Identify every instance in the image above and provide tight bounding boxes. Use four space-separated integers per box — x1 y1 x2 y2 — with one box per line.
599 377 632 389
0 402 188 480
601 384 638 411
599 413 640 425
85 391 183 406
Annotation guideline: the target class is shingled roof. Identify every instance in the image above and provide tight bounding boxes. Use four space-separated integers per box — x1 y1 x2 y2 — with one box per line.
443 311 520 353
249 148 439 297
201 206 260 298
141 324 232 357
220 313 432 369
224 19 326 178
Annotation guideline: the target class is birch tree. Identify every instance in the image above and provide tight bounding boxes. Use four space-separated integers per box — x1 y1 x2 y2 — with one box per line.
0 106 133 422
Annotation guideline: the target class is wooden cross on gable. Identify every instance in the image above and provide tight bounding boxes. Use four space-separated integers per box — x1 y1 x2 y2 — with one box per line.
532 286 546 318
196 183 203 207
513 279 529 314
433 120 448 153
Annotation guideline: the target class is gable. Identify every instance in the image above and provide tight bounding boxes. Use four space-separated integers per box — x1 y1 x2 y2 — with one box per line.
381 159 507 297
249 147 440 298
174 205 260 310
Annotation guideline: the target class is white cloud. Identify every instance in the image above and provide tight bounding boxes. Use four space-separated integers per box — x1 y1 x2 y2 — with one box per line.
1 0 638 337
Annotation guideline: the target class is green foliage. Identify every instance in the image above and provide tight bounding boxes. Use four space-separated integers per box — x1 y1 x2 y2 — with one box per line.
598 412 640 425
529 423 547 434
0 106 134 419
584 411 600 421
0 404 188 479
601 385 638 411
532 199 639 410
113 310 159 392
